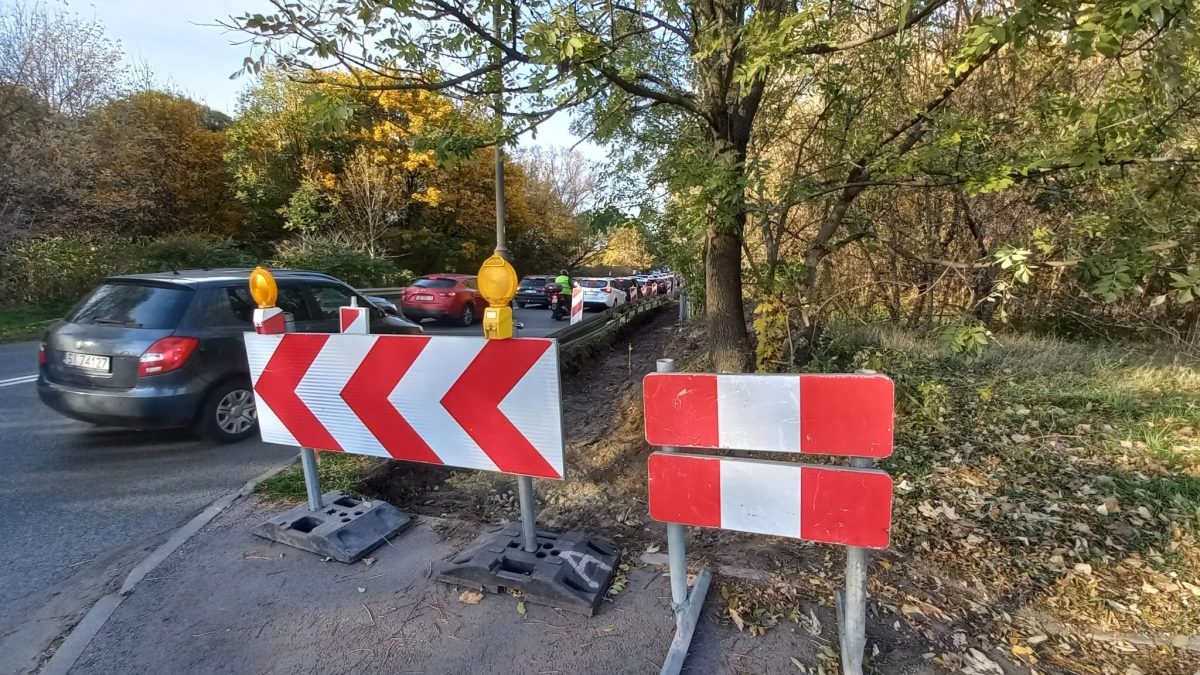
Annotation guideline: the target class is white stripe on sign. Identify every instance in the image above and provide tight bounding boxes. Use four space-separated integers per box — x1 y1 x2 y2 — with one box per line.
719 458 802 537
0 374 38 387
391 337 499 472
243 333 299 447
716 374 800 452
297 334 390 458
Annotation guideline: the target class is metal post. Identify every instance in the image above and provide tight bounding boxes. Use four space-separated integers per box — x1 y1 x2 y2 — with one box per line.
677 287 687 326
517 475 538 553
491 1 509 261
838 455 872 675
488 0 533 553
300 448 323 511
656 358 689 611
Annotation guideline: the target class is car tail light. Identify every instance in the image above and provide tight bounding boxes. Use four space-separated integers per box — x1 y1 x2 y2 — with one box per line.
438 292 454 297
38 343 46 365
602 287 612 294
139 337 199 377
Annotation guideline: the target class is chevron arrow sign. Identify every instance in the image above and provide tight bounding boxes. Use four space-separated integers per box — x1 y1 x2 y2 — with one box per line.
244 332 565 479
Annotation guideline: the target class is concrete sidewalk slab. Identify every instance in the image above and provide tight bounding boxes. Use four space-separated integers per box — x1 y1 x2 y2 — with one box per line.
67 494 931 674
71 496 683 674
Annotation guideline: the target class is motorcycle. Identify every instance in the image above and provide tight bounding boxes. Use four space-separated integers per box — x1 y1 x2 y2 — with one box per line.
547 283 571 321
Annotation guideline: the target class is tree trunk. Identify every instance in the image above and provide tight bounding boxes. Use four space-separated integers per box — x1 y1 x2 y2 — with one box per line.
706 221 751 372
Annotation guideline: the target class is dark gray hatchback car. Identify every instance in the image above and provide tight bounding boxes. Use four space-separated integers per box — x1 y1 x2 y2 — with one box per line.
37 269 421 443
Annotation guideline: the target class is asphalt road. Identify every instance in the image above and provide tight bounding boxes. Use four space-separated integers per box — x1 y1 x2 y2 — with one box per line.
0 306 575 673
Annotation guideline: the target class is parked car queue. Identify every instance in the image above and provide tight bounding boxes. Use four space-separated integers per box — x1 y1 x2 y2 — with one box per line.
36 266 680 445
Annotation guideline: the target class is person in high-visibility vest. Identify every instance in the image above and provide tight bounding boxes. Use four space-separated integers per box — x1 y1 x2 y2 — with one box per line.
554 269 570 289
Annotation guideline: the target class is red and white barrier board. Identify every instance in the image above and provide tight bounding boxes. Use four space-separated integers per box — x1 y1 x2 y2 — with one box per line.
643 373 893 458
245 332 565 479
647 452 893 548
339 306 369 334
570 287 583 325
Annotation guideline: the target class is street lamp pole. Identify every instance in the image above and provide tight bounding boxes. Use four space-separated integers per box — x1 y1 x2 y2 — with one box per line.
492 0 509 262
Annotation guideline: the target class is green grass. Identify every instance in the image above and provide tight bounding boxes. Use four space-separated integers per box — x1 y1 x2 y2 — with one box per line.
0 303 70 342
255 453 374 502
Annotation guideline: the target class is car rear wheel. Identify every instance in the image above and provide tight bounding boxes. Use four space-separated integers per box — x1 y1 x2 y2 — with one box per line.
196 379 258 443
516 301 526 308
459 304 475 327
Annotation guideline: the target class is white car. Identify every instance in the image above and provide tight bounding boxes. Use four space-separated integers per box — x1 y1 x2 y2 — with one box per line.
576 277 627 309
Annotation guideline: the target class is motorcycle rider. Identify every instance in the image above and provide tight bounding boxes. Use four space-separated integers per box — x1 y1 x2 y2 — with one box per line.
554 269 570 289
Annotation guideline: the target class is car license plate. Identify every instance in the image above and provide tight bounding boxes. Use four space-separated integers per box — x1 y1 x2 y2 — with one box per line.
64 352 111 372
413 294 434 301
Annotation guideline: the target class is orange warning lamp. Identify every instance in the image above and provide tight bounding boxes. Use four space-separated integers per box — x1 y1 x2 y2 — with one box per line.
249 266 278 309
477 255 517 339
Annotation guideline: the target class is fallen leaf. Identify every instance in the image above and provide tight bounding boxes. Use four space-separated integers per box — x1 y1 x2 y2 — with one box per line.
790 656 804 670
1011 433 1032 443
356 586 366 593
729 607 745 631
1182 581 1200 597
1073 563 1093 575
1026 634 1048 645
361 557 375 566
516 599 527 615
1096 496 1120 515
966 534 985 546
1137 506 1152 519
459 590 483 604
962 648 1005 675
645 544 661 554
1011 644 1033 656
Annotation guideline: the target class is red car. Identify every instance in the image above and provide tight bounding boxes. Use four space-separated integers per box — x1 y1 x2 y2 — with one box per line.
401 274 488 326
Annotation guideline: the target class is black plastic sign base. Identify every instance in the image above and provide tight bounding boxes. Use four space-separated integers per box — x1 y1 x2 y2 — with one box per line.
438 523 619 616
253 491 411 563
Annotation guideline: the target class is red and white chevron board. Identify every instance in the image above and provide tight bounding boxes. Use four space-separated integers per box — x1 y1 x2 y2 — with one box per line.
244 333 565 479
647 452 893 548
339 306 369 334
570 287 583 325
643 373 894 458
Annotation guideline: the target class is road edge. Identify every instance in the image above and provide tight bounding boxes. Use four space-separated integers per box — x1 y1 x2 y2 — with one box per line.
39 457 298 675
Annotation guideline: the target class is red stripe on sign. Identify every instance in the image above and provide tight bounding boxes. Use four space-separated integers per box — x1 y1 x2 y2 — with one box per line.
643 373 719 448
647 453 722 528
254 333 342 451
799 375 894 458
441 340 559 478
799 466 893 549
339 307 357 333
341 336 442 464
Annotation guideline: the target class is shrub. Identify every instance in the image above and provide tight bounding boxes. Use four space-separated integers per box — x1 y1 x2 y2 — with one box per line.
0 236 131 304
273 239 411 288
0 236 258 306
133 238 256 272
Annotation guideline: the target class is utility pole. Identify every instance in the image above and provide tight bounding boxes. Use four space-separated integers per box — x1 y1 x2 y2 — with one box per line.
492 0 509 262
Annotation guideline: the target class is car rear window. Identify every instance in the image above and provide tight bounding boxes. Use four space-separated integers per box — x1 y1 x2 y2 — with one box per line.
579 279 608 288
414 278 456 289
67 282 193 329
520 277 547 288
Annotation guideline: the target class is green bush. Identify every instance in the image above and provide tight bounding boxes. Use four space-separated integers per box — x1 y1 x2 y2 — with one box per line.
0 236 258 306
273 239 411 288
133 238 256 273
0 236 131 305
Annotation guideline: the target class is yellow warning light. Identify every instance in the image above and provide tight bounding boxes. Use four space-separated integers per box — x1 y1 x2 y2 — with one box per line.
249 266 278 309
477 255 517 340
477 255 518 306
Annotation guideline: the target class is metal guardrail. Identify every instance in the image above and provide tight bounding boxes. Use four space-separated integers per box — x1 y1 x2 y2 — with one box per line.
548 292 676 352
361 285 678 351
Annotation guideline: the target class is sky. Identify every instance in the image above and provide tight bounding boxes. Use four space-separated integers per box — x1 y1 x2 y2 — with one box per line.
81 0 600 157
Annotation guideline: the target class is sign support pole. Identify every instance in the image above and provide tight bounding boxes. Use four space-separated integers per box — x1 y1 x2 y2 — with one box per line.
656 358 688 611
517 475 538 553
300 449 323 512
655 357 712 675
837 455 872 675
